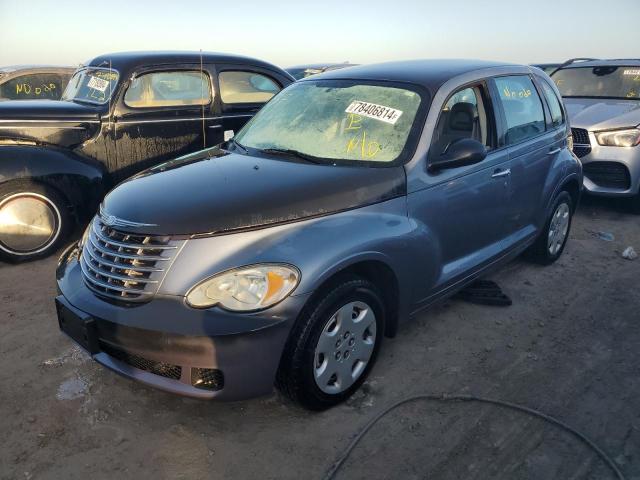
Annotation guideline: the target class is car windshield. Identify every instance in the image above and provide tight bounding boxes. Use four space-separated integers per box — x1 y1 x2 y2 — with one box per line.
62 67 119 104
234 80 423 165
552 66 640 100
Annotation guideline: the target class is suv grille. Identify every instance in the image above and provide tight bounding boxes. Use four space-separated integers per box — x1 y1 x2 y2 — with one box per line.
571 128 591 158
80 217 181 302
583 162 631 190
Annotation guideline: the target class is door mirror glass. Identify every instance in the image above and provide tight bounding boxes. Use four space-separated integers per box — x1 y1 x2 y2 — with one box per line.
429 138 487 171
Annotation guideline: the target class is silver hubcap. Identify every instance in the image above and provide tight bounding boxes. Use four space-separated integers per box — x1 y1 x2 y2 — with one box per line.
314 301 377 394
547 202 570 256
0 192 61 255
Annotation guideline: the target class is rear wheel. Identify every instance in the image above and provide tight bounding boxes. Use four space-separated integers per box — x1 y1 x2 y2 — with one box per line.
0 182 71 262
525 191 573 265
276 276 385 410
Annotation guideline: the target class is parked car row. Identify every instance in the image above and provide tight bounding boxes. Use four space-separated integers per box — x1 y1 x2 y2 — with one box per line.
1 48 636 409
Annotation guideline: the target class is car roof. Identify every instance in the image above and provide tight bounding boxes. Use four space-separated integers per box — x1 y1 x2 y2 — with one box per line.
302 59 516 90
560 59 640 69
287 63 356 70
86 51 285 74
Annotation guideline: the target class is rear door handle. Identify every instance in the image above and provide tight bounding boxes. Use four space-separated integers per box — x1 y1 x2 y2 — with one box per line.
208 124 222 130
547 147 561 155
491 168 511 178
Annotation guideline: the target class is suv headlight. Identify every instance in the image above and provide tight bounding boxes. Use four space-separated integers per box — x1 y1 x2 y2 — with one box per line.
594 128 640 147
186 264 300 311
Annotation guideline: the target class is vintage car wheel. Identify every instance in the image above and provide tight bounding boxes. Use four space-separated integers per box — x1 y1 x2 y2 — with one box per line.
0 182 71 262
526 191 573 265
276 276 385 410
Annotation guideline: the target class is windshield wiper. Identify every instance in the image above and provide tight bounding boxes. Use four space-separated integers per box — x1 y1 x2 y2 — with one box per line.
259 147 322 164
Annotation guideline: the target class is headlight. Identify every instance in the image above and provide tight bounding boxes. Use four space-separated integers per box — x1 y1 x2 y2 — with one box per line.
186 264 300 311
594 128 640 147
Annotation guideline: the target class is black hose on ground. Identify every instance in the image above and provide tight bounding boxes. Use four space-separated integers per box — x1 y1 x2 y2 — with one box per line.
323 394 626 480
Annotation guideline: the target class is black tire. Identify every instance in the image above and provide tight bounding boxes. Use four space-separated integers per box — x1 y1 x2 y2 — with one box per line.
276 276 385 411
0 181 72 262
525 191 573 265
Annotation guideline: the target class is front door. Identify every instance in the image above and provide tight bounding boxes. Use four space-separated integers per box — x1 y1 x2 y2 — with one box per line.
408 82 511 304
111 65 218 182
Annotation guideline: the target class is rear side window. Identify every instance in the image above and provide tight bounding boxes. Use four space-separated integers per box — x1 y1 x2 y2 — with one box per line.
0 73 69 100
494 75 545 145
540 80 564 128
219 71 280 104
124 71 211 108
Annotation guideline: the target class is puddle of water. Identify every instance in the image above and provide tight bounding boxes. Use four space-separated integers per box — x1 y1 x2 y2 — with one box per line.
56 376 89 400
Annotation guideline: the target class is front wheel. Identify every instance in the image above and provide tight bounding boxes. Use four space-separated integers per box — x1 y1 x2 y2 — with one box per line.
0 182 71 262
525 191 573 265
276 277 385 410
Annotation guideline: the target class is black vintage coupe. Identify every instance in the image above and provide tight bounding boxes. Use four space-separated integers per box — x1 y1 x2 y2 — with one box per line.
0 51 293 261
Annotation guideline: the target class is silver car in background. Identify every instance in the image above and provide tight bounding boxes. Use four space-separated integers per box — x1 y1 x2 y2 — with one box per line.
551 59 640 208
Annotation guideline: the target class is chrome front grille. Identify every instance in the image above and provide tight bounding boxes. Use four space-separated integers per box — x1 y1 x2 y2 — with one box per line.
80 217 181 302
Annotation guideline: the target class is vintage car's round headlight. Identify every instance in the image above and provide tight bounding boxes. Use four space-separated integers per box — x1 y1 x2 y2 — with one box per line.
186 264 300 311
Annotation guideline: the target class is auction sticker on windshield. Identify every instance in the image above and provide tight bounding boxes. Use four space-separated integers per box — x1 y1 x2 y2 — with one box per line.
87 76 109 92
345 101 403 125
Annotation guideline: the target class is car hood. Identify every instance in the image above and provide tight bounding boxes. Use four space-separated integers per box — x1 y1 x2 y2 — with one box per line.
101 148 406 236
0 100 100 147
564 97 640 130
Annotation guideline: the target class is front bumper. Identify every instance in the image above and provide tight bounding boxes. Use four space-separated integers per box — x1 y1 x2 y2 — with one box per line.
55 246 311 400
578 132 640 197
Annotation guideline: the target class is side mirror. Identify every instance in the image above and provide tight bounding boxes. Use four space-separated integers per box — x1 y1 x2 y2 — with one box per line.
429 138 487 171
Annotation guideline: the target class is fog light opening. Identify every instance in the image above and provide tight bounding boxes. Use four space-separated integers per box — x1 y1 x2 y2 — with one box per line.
191 367 224 391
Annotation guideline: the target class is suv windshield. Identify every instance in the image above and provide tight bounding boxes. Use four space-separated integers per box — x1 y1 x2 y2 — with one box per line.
552 66 640 100
62 68 119 105
234 80 423 165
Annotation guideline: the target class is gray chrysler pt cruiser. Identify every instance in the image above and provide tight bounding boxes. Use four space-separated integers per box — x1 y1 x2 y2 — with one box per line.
56 60 582 410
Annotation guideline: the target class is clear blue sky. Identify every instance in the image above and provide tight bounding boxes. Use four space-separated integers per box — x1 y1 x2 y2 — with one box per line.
1 0 638 68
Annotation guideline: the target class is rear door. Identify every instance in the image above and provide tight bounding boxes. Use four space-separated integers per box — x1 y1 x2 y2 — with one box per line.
111 65 217 181
212 66 285 142
491 74 562 248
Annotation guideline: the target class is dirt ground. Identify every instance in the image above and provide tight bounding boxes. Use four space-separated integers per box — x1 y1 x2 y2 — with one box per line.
1 196 639 480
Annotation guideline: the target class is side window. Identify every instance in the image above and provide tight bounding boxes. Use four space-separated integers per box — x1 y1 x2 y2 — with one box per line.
0 73 66 100
430 85 493 158
124 71 211 108
494 75 545 144
219 71 280 104
540 79 564 128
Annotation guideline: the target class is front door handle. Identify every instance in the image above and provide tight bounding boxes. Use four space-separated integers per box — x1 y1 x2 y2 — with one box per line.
491 168 511 178
547 147 561 155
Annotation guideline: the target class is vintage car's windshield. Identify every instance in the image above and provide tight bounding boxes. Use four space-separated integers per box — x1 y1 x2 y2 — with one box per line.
552 66 640 100
234 80 423 165
62 68 119 105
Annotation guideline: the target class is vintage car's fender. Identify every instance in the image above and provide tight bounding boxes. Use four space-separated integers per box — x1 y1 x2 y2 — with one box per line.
0 144 106 222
